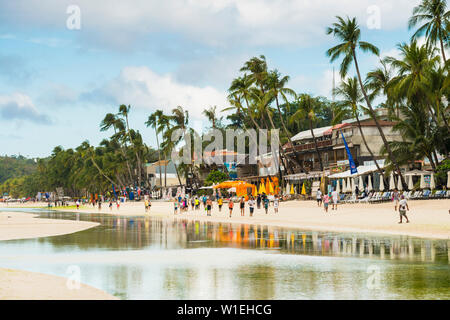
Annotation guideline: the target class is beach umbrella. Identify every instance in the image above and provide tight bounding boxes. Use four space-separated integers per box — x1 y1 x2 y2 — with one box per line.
430 173 435 190
420 174 426 189
290 184 295 195
346 177 351 193
285 182 290 196
358 175 364 189
408 174 414 190
268 180 274 194
342 178 347 193
252 186 258 197
397 175 403 191
447 172 450 189
351 178 356 194
368 175 373 192
379 175 385 191
389 173 395 190
259 181 266 194
301 182 306 195
336 179 341 193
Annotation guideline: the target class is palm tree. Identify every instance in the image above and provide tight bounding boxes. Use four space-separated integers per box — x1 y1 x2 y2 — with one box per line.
409 0 449 63
202 106 222 129
100 113 133 184
118 104 143 187
291 94 324 171
333 77 386 184
146 110 164 189
326 15 407 187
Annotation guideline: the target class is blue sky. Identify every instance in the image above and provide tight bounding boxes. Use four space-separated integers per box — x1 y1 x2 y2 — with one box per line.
0 0 421 158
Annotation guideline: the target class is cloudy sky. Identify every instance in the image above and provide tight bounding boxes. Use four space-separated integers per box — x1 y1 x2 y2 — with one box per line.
0 0 420 158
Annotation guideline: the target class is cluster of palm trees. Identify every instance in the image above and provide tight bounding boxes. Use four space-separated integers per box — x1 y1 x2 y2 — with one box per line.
328 0 449 188
7 0 448 198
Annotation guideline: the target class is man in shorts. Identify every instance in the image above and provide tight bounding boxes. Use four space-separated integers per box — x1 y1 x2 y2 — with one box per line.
316 188 322 207
331 188 339 211
397 195 410 223
248 196 255 217
392 188 400 211
273 195 279 213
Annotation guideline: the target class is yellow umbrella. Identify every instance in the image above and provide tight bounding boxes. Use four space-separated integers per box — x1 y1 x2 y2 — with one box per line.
259 181 266 194
252 186 258 197
301 182 306 195
268 180 274 194
290 184 295 195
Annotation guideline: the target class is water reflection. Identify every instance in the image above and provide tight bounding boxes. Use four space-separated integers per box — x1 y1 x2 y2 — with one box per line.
0 209 448 300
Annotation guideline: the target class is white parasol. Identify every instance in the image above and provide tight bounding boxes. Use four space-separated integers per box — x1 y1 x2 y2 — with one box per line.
368 175 373 192
389 173 396 190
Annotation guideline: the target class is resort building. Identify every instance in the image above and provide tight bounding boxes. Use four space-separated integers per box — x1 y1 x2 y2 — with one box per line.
145 160 185 188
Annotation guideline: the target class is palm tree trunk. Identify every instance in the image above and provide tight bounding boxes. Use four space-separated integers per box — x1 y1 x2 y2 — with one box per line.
355 114 387 188
274 95 310 174
439 28 447 63
155 128 163 188
174 163 182 186
125 115 142 187
352 49 407 187
309 118 324 171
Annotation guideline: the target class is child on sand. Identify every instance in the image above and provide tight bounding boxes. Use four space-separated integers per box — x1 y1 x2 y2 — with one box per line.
323 193 330 213
145 199 149 212
195 197 200 210
331 189 339 211
273 195 279 213
174 200 178 215
218 197 223 212
397 195 410 224
228 199 234 218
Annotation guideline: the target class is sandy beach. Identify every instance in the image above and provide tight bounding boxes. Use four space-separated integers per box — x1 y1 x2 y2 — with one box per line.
0 209 116 299
0 268 118 300
36 199 450 240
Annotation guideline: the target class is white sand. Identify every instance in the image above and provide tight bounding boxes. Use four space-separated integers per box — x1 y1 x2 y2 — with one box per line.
0 268 118 300
49 199 450 240
0 211 99 241
0 210 116 299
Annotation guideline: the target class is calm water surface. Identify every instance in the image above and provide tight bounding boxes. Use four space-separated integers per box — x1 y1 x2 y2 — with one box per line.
0 208 449 300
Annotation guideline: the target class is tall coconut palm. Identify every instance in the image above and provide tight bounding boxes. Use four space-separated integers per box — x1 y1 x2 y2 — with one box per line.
333 77 387 184
100 113 133 184
118 104 143 187
202 106 222 129
326 15 407 187
408 0 449 63
291 94 324 171
146 110 164 188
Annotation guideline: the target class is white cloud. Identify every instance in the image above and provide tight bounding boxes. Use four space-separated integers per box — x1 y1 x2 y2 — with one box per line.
81 66 228 119
0 92 50 124
0 0 419 50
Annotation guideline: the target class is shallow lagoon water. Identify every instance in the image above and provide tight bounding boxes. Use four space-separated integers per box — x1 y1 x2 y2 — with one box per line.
0 209 448 299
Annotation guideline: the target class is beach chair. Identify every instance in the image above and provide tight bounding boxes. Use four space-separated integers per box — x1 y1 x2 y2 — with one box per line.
345 194 357 204
421 190 431 199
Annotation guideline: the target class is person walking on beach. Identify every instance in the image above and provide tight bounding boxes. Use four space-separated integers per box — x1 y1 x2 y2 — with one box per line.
116 199 120 210
248 196 255 217
239 197 245 216
392 188 400 211
109 200 113 211
206 198 212 216
98 200 102 211
273 195 279 213
218 197 223 212
316 188 322 207
323 193 330 213
76 200 80 210
256 194 261 209
202 195 207 209
195 197 200 210
228 199 234 218
331 189 339 211
174 200 178 215
263 196 269 214
397 195 410 224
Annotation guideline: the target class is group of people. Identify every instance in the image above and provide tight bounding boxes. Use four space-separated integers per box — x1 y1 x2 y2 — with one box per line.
173 193 280 218
316 188 340 213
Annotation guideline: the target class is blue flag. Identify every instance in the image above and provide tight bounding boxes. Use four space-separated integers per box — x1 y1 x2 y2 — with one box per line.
112 184 117 199
341 131 357 175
